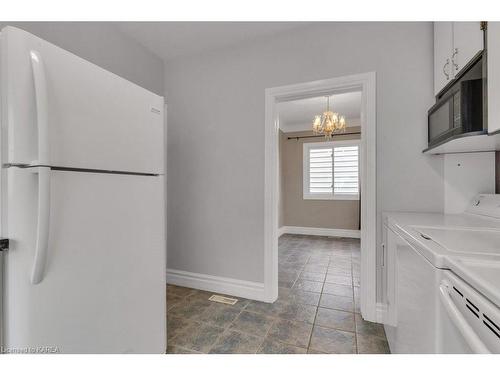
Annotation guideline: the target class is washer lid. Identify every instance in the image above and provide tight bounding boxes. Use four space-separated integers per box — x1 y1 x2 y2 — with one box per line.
413 226 500 256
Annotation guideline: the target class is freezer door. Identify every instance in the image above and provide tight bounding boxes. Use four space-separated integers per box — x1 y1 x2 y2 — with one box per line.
0 26 164 174
2 168 166 353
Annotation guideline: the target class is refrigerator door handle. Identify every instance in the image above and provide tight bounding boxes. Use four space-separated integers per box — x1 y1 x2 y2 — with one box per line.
30 50 49 166
31 167 51 284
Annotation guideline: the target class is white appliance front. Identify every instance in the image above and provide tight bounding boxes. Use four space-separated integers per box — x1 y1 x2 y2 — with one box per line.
2 168 166 353
384 228 441 353
384 228 499 354
1 26 164 174
439 270 500 353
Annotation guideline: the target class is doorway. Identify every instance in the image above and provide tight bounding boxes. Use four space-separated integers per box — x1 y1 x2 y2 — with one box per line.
264 73 377 322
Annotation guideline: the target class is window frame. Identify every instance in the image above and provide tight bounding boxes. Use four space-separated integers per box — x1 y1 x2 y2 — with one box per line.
303 139 360 201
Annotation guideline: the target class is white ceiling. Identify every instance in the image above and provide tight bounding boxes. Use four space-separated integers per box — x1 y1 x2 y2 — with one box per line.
278 91 362 133
116 22 309 62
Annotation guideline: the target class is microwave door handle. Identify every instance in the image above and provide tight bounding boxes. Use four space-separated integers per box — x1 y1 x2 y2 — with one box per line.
452 48 459 72
439 282 490 354
443 59 450 81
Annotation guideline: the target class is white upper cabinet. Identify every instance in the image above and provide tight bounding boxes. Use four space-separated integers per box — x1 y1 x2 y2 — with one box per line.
434 22 453 96
433 22 483 96
453 22 484 73
427 22 500 153
487 22 500 134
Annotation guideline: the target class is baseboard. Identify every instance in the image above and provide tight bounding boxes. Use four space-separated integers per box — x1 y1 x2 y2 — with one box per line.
375 302 388 324
279 226 361 239
278 226 287 237
166 268 267 302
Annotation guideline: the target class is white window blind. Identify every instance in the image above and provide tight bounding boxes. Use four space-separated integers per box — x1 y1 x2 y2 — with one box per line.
309 148 333 194
333 146 359 195
304 141 359 200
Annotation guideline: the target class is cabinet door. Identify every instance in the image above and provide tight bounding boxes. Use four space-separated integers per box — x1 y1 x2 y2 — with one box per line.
384 227 398 327
487 22 500 134
434 22 453 96
392 233 439 353
452 22 483 75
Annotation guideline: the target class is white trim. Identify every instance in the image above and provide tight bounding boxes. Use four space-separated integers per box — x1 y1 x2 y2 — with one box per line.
166 269 267 302
265 72 377 320
278 226 287 237
303 193 360 201
264 86 279 303
164 102 168 286
279 226 360 239
359 72 377 322
376 302 388 323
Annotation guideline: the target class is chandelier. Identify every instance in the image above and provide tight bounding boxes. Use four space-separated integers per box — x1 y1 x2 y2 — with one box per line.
312 96 347 139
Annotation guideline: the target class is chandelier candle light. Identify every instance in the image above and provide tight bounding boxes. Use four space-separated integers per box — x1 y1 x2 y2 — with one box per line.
312 96 347 139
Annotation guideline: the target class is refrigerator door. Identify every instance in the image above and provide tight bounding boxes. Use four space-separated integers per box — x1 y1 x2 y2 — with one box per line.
1 26 164 174
2 168 166 353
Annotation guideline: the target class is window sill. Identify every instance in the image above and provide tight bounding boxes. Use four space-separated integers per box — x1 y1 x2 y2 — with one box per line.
303 194 360 201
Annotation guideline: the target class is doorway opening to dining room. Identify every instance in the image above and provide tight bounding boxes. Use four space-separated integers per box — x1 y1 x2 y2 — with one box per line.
264 73 378 328
277 89 362 292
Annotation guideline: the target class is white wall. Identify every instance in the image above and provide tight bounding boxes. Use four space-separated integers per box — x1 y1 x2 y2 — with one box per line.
0 22 164 95
444 153 496 214
164 22 444 288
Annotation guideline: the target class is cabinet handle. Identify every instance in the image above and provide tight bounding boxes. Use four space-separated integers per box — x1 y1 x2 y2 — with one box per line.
443 58 450 80
452 48 459 72
381 243 385 267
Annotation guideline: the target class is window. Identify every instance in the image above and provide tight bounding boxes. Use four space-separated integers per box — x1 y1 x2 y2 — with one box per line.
303 140 360 200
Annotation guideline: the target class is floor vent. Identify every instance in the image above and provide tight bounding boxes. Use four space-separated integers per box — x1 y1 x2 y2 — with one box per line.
208 295 238 305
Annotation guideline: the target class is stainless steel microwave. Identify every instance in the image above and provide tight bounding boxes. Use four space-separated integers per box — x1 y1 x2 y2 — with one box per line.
426 52 486 151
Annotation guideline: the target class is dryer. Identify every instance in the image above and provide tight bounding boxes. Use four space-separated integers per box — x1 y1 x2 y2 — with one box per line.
383 194 500 353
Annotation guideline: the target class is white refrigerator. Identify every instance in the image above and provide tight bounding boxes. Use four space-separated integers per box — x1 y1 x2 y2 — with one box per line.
0 27 166 353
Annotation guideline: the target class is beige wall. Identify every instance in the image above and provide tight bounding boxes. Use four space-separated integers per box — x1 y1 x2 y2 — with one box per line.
279 128 361 230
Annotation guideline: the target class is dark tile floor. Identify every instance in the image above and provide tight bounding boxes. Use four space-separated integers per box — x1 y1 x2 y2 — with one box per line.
166 234 390 354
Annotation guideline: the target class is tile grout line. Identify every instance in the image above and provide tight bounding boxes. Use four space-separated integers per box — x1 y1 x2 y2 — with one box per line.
168 236 365 354
351 248 359 354
305 245 329 353
257 315 279 353
204 301 252 354
169 290 251 353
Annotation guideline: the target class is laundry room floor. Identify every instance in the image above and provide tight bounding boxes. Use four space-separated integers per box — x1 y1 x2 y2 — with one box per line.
166 234 390 354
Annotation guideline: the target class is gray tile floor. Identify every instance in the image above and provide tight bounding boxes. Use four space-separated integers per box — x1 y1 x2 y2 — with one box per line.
166 234 390 354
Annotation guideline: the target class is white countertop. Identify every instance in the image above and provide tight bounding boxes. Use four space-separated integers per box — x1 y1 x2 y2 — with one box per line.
384 211 500 308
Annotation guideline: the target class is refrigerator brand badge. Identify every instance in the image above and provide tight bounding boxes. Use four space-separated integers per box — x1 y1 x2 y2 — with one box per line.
150 107 161 115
